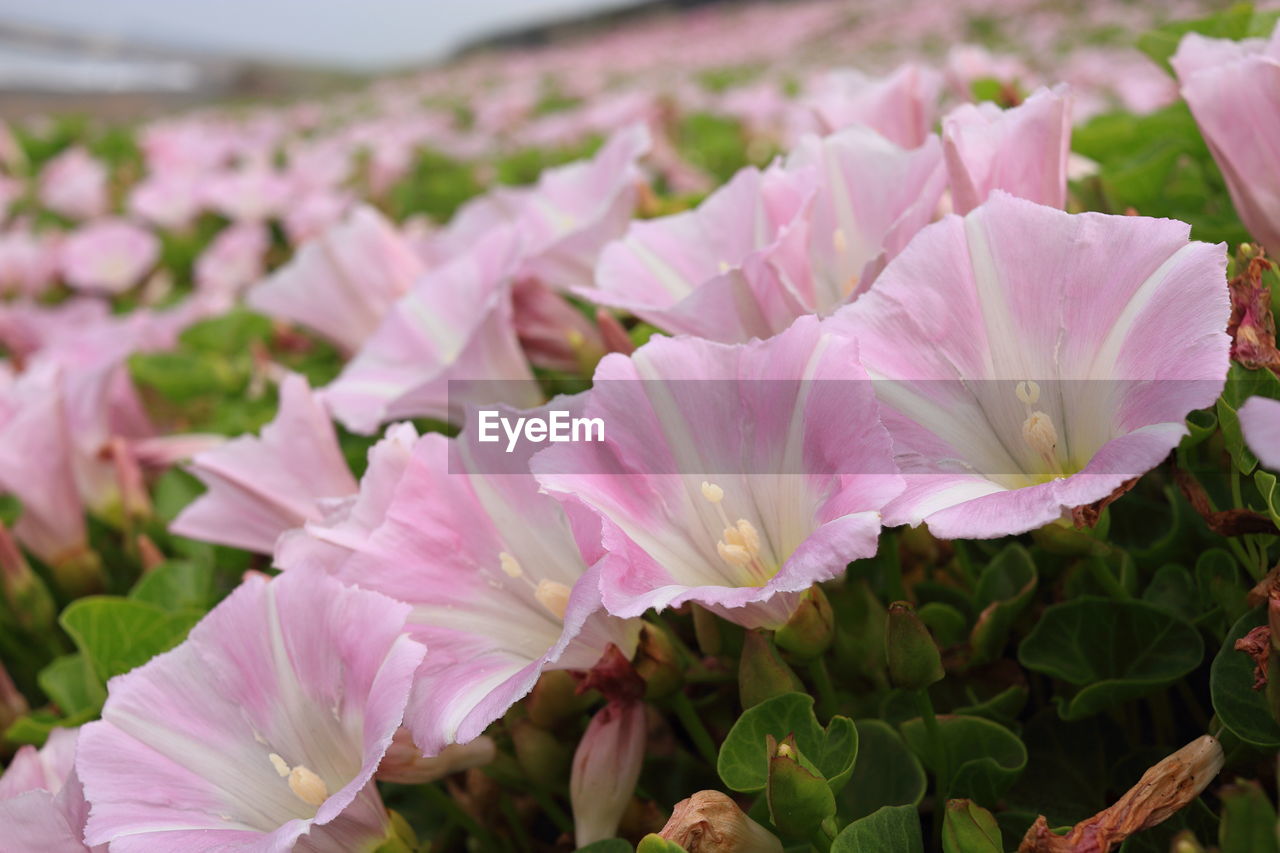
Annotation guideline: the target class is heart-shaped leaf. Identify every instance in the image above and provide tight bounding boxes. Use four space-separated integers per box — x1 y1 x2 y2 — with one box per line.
129 560 217 612
1211 608 1280 749
839 720 927 821
831 805 923 853
899 715 1027 806
1017 597 1203 719
717 692 857 794
37 653 105 717
968 545 1037 666
60 596 202 682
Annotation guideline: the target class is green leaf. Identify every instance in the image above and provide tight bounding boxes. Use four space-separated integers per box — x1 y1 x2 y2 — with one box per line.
1136 3 1258 75
831 805 923 853
942 799 1002 853
178 309 272 354
968 545 1037 666
60 597 202 682
717 692 858 794
576 840 633 853
1196 549 1248 627
1017 597 1204 719
840 720 927 821
636 835 685 853
37 653 105 717
1142 564 1199 623
1211 608 1280 748
129 561 217 612
1220 363 1280 473
1254 469 1280 528
899 715 1027 806
1219 780 1280 853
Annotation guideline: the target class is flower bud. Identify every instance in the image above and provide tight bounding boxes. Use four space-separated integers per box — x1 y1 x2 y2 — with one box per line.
832 579 888 688
0 521 55 634
0 658 28 734
511 719 572 790
657 790 784 853
774 586 833 659
765 734 835 840
885 601 944 691
376 727 495 785
942 799 1001 853
635 622 683 700
739 629 803 710
692 603 723 657
527 668 593 728
571 699 647 847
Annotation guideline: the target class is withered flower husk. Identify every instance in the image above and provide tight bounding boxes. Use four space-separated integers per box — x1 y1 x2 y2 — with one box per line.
659 790 784 853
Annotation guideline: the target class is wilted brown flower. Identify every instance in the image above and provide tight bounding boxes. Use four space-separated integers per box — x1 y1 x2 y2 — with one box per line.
659 790 784 853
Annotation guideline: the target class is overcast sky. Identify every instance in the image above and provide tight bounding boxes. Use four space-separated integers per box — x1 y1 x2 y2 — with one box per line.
0 0 645 70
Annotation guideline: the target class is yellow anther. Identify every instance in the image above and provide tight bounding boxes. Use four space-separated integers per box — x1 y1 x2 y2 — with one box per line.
700 481 724 504
832 228 847 254
717 541 753 568
268 753 290 777
534 579 571 620
1022 411 1059 463
287 765 329 807
1015 380 1041 406
735 519 761 555
499 552 523 579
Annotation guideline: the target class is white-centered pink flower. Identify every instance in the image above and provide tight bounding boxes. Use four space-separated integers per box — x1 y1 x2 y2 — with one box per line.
942 85 1072 215
1172 24 1280 254
194 222 271 308
533 315 903 629
0 727 101 852
280 405 639 756
0 226 61 299
38 147 108 221
77 569 427 852
60 219 160 295
827 192 1230 539
1241 396 1280 472
170 373 358 554
247 205 424 353
322 225 540 434
792 64 942 148
128 172 204 231
201 165 294 222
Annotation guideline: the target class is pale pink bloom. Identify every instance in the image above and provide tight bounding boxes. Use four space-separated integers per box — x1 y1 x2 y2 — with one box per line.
202 166 294 222
194 222 271 307
322 226 540 434
0 225 61 298
283 190 354 246
828 192 1230 539
571 700 647 847
0 727 102 852
511 277 607 372
1241 396 1280 472
787 123 946 306
437 124 650 291
170 373 358 554
942 85 1072 215
1172 25 1280 253
284 404 638 755
581 164 814 343
248 205 423 353
38 147 108 221
795 64 942 148
59 219 160 295
128 172 204 230
944 45 1034 100
78 569 427 852
533 316 903 629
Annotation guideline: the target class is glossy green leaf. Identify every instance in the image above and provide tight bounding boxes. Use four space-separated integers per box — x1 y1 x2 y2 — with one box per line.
129 561 217 612
831 805 923 853
60 596 202 682
968 545 1037 666
1136 4 1264 75
1211 608 1280 748
839 720 927 821
900 715 1026 805
1018 597 1203 719
942 799 1002 853
1219 780 1280 853
717 692 857 794
37 653 105 717
576 840 633 853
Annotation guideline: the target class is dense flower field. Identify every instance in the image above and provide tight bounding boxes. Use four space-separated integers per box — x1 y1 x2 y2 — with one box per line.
5 0 1280 850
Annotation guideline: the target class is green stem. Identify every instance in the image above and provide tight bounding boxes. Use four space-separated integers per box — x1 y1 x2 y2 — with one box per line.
422 783 496 849
916 689 949 850
1086 555 1131 600
671 691 719 766
811 817 837 853
808 657 839 719
528 787 573 836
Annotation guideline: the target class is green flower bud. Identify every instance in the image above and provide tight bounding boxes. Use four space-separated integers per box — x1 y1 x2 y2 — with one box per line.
831 579 888 688
0 524 55 635
774 587 833 660
764 734 835 840
526 669 593 728
885 601 944 691
692 603 723 657
635 622 683 700
510 718 571 790
738 630 803 710
942 799 1002 853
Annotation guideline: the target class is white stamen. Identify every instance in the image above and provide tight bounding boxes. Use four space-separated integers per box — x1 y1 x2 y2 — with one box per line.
1022 411 1059 464
499 551 523 579
718 260 732 274
1015 380 1041 406
288 765 329 807
534 580 571 620
268 753 290 778
700 481 724 504
717 541 753 567
735 519 761 555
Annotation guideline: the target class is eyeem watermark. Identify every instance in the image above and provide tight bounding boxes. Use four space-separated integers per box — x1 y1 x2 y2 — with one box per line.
477 409 605 453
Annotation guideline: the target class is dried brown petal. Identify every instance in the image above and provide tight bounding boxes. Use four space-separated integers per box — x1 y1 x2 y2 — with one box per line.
659 790 784 853
1236 625 1272 691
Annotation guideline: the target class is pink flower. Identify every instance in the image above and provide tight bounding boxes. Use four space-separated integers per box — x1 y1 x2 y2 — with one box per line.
77 569 427 852
170 373 358 554
571 700 647 846
38 147 108 221
202 165 294 222
828 192 1230 539
194 222 271 307
794 64 942 148
942 86 1072 215
0 226 61 298
1241 396 1280 472
1172 25 1280 253
128 172 204 230
59 219 160 295
283 190 354 246
322 225 540 434
533 316 902 629
248 206 423 353
0 727 102 852
282 405 639 756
